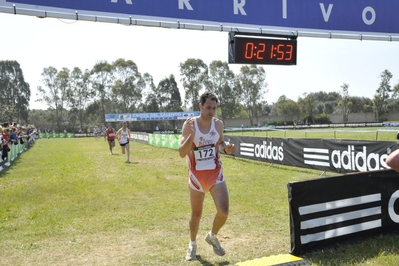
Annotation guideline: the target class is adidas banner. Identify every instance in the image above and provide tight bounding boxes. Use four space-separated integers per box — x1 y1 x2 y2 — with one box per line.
288 169 399 255
224 136 398 173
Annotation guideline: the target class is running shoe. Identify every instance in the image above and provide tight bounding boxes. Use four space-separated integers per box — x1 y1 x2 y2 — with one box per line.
205 232 225 256
185 244 197 261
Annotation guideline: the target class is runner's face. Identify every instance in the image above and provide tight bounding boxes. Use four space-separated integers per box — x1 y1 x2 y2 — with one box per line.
200 98 217 119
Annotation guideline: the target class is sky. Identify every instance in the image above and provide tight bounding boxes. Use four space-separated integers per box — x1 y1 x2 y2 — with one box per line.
0 12 398 110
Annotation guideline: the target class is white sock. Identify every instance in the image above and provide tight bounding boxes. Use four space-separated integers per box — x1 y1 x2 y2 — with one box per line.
209 231 215 236
190 240 197 246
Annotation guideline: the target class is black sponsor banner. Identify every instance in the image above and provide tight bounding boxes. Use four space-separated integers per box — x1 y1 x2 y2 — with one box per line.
288 169 399 255
130 132 149 144
225 135 398 173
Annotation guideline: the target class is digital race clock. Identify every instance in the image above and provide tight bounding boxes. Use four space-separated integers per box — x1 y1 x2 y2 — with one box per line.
228 33 297 65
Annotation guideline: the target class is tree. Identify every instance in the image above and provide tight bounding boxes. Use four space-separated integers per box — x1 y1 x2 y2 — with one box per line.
218 83 241 120
85 100 104 128
392 82 399 99
157 75 183 112
337 83 352 123
55 67 71 130
235 65 268 126
207 60 236 121
373 69 392 122
141 92 159 130
91 61 113 124
142 73 156 106
348 96 372 113
0 60 30 123
36 67 69 132
28 109 53 131
387 82 399 112
111 59 145 113
154 75 184 130
179 58 208 111
305 91 339 116
324 102 335 114
68 67 94 131
275 95 299 123
297 92 318 124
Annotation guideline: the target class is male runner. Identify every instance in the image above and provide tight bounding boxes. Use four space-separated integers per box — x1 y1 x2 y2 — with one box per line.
179 92 235 261
116 122 131 163
104 123 116 155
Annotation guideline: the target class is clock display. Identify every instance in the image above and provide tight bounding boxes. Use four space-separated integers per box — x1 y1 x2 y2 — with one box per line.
229 35 297 65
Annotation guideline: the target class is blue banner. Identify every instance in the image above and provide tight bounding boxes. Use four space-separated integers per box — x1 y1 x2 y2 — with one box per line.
105 111 200 122
5 0 399 35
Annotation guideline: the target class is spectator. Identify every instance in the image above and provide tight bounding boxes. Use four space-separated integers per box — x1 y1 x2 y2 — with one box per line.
9 127 18 145
18 126 26 145
2 128 10 161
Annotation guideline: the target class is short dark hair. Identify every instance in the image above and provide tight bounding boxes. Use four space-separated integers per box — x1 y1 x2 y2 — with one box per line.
200 92 218 105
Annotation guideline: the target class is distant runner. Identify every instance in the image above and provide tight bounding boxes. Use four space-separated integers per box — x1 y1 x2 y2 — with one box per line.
104 123 116 155
116 122 131 163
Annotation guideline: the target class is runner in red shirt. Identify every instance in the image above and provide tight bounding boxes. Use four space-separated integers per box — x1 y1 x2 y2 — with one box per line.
104 124 116 155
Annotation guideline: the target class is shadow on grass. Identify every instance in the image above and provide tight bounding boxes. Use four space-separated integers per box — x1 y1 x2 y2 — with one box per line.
0 155 23 178
196 255 230 266
302 233 399 265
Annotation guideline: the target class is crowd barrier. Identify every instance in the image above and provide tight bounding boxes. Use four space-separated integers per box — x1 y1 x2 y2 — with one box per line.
289 169 399 255
0 137 31 170
224 135 398 174
130 132 399 174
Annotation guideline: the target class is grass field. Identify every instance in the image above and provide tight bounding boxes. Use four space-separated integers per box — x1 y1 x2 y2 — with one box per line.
1 133 399 265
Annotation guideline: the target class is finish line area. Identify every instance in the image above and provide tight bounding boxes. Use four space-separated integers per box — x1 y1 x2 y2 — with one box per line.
236 254 310 266
2 1 399 265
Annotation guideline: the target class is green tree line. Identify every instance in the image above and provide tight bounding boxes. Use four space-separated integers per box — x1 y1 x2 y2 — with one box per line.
270 69 399 125
1 59 398 132
33 58 268 132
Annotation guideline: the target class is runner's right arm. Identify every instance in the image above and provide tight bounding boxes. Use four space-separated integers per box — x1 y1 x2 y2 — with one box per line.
179 118 195 158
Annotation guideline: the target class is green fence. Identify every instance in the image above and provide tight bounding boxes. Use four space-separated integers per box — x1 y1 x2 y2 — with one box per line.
7 140 27 163
148 134 179 149
0 137 30 169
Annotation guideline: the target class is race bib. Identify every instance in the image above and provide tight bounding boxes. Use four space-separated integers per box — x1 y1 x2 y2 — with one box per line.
193 144 216 170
